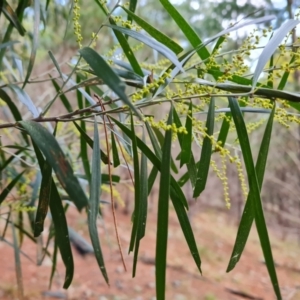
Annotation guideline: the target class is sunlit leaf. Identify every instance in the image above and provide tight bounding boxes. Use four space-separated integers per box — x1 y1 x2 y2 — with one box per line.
252 19 300 88
106 25 184 72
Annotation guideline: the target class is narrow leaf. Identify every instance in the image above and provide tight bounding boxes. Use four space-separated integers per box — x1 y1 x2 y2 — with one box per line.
129 113 140 254
152 127 178 174
49 51 64 80
277 55 295 90
111 133 120 167
22 0 40 88
50 183 74 289
139 130 148 238
32 139 74 289
156 106 173 300
227 104 275 271
111 116 188 209
10 84 39 118
121 6 183 54
12 221 24 300
0 149 23 172
34 159 52 237
194 78 300 103
180 101 193 167
173 107 197 187
216 107 231 148
228 98 281 299
252 20 300 88
170 188 201 273
159 0 210 61
193 97 215 197
0 40 19 50
20 121 88 211
88 118 109 283
51 78 73 112
73 121 110 165
2 1 26 36
132 125 148 277
106 25 184 72
79 47 141 118
0 171 24 205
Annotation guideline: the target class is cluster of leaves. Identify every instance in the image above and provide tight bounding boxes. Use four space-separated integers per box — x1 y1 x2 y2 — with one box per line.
2 1 300 299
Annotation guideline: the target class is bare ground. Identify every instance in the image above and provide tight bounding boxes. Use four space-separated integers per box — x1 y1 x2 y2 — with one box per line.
1 204 300 300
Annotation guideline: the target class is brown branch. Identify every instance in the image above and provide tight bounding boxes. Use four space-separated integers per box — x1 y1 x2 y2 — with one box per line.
96 95 127 272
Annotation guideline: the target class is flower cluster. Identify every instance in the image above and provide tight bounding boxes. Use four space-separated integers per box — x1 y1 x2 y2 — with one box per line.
73 0 83 48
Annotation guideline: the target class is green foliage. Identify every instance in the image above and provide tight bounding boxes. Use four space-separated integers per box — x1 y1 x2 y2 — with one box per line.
2 1 300 300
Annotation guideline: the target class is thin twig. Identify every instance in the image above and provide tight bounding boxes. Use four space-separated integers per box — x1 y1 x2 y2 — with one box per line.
96 95 127 271
94 95 134 186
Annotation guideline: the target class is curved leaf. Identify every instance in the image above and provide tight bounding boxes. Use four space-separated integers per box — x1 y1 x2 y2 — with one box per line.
9 84 39 118
252 20 300 88
33 140 74 289
2 1 26 36
79 47 141 118
20 121 88 211
106 25 184 72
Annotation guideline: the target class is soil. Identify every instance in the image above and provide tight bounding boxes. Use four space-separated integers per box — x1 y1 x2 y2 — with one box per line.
1 204 300 300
